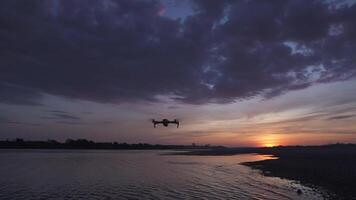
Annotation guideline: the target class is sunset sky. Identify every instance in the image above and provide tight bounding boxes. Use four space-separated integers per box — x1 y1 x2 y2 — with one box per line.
1 0 356 147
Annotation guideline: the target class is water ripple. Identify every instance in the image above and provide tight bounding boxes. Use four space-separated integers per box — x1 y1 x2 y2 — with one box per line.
0 150 324 200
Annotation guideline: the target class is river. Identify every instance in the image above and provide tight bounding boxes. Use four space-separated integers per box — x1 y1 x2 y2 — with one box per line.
0 149 324 199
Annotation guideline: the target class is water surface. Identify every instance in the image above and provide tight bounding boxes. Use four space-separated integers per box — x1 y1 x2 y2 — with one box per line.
0 149 324 199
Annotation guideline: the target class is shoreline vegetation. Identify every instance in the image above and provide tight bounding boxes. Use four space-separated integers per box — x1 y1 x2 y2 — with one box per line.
1 139 355 199
0 138 224 150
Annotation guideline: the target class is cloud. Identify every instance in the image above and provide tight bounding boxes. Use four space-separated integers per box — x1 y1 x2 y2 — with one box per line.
327 115 356 120
0 0 356 105
0 119 41 126
0 82 42 105
47 110 69 114
52 113 80 120
55 121 82 125
41 110 81 121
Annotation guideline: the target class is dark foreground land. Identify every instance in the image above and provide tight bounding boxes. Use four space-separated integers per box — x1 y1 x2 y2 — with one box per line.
179 144 356 200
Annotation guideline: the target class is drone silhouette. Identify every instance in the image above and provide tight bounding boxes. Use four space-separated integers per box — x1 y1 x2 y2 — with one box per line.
151 119 180 128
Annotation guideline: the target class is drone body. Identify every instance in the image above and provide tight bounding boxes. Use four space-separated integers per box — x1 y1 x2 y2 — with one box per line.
152 119 179 128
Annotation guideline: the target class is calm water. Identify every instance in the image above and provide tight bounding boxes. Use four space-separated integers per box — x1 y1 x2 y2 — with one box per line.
0 150 324 200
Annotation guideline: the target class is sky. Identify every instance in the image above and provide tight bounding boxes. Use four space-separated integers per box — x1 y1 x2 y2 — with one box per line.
1 0 356 147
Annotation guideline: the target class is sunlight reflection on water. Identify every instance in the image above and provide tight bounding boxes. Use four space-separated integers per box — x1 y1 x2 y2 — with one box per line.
0 150 323 200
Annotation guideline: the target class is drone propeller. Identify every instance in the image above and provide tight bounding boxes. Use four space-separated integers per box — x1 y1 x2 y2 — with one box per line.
149 119 157 128
172 119 180 128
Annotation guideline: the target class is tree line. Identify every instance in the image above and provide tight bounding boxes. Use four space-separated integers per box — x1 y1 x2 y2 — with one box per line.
0 138 224 150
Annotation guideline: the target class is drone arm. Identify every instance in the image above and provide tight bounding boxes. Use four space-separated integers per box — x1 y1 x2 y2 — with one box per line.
153 121 163 128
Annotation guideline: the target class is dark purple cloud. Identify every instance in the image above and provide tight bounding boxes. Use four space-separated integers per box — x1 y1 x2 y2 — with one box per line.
0 118 41 126
52 113 80 121
0 82 42 105
327 114 356 120
0 0 355 105
41 110 81 121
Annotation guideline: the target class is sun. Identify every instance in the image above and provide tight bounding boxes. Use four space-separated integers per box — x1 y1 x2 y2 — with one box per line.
258 134 281 147
264 143 277 147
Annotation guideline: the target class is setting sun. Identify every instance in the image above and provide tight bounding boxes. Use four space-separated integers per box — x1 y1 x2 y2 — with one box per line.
264 143 277 148
258 134 281 147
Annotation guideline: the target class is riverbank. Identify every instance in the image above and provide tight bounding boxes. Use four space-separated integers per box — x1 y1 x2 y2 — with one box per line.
178 144 356 200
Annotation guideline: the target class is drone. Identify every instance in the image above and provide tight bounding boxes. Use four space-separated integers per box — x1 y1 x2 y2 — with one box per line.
151 119 180 128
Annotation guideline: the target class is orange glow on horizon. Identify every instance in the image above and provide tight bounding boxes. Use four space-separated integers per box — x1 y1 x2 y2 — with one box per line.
263 143 277 147
257 134 281 147
168 129 356 147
